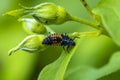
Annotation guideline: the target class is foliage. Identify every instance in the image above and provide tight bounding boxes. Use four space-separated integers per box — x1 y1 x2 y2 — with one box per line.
1 0 120 80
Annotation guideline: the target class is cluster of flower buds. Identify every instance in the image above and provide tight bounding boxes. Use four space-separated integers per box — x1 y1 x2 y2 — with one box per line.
5 2 76 55
5 2 71 55
5 2 72 25
19 18 47 34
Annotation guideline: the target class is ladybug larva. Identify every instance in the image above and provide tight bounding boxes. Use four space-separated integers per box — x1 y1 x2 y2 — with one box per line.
42 33 76 52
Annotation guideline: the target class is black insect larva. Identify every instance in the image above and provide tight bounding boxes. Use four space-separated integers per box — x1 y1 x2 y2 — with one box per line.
42 33 76 52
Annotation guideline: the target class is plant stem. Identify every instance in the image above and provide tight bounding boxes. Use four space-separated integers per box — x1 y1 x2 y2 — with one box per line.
80 0 95 17
69 31 101 38
80 0 100 24
70 16 99 30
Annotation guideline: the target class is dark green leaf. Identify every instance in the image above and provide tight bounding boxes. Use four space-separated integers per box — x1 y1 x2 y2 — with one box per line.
96 51 120 79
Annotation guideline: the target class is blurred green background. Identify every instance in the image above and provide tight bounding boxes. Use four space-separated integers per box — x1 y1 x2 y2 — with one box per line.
0 0 119 80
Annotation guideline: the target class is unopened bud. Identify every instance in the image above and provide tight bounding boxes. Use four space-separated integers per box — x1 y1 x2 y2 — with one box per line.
19 18 47 34
8 35 46 55
31 2 71 25
4 2 72 25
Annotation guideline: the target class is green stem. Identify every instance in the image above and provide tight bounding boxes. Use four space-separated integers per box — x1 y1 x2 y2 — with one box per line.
80 0 93 16
80 0 101 25
80 0 96 18
70 16 99 30
69 31 101 38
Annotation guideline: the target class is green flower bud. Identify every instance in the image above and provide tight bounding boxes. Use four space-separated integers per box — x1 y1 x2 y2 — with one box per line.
31 2 71 25
8 35 46 56
19 18 47 34
5 2 72 25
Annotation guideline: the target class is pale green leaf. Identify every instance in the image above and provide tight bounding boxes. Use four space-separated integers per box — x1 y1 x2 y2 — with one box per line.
65 66 97 80
93 0 120 46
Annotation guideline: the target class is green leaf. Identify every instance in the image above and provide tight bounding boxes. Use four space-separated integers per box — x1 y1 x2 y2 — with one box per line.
93 0 120 46
65 51 120 80
98 70 120 80
96 51 120 79
65 66 97 80
37 39 80 80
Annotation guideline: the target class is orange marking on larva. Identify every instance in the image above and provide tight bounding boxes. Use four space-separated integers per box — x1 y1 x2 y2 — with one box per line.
50 34 63 46
53 38 56 41
58 35 62 39
53 40 57 45
42 33 76 52
51 34 55 38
